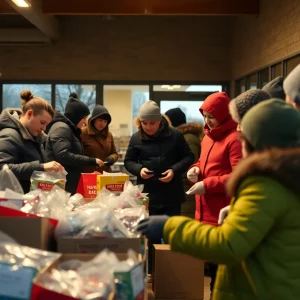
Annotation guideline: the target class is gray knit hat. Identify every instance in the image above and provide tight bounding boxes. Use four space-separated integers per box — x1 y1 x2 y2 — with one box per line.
283 63 300 105
229 89 271 123
262 76 285 100
139 100 162 121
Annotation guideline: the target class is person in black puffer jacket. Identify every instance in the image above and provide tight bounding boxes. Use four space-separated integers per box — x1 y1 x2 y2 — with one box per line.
45 93 101 194
124 100 194 279
0 89 63 193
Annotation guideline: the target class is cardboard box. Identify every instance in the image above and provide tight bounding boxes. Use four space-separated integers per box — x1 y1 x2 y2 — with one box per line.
153 244 204 300
97 173 129 193
32 253 145 300
0 217 55 250
57 237 145 256
76 173 100 199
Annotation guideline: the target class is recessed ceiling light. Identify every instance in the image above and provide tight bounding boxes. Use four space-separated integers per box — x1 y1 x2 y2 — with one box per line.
10 0 30 7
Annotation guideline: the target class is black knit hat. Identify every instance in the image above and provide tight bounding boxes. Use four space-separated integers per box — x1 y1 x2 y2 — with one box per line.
90 105 111 125
262 76 285 100
229 89 271 123
165 108 187 127
64 94 90 126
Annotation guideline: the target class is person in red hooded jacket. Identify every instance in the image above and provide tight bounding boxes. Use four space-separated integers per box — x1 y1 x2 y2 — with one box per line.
186 91 242 294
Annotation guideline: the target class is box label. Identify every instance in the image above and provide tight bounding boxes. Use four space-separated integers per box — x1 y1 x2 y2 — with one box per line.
37 182 55 191
0 263 37 299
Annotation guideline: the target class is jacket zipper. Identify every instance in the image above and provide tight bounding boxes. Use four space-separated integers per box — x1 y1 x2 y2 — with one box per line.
200 141 215 221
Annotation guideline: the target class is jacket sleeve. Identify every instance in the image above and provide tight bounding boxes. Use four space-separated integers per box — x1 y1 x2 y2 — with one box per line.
0 132 44 180
203 138 242 194
163 176 284 265
171 132 195 174
124 136 144 176
106 134 119 166
49 126 96 167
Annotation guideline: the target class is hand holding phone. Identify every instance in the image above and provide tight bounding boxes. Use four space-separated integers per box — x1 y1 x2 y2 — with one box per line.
141 168 155 179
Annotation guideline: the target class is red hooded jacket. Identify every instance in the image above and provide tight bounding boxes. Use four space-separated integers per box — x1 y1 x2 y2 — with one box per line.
192 92 242 225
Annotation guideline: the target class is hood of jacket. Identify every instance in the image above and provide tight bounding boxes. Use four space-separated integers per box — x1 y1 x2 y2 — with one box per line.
227 147 300 198
46 110 81 136
200 92 237 140
177 122 204 139
0 108 46 143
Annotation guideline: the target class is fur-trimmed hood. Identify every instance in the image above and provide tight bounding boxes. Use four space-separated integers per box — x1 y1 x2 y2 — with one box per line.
177 122 204 139
227 148 300 197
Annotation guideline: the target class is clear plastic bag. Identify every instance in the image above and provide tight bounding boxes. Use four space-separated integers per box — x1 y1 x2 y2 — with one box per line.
0 164 24 194
30 170 67 192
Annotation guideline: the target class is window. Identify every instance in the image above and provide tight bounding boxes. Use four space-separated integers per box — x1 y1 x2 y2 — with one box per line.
236 78 246 95
153 85 222 92
246 74 257 90
258 68 269 88
271 63 282 79
285 54 300 75
55 84 96 113
3 84 51 109
161 101 204 123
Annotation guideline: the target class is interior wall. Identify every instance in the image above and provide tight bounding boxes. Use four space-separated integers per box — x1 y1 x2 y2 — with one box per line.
0 16 231 82
230 0 300 84
103 90 132 136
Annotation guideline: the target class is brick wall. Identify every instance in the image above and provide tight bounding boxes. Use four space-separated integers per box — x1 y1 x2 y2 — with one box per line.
230 0 300 80
0 16 231 81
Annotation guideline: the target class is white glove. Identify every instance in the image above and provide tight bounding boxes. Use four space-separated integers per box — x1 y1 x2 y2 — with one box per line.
186 181 205 195
218 205 230 225
187 167 200 183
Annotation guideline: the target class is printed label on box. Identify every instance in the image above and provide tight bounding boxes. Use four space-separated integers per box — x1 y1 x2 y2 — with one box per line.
37 182 55 191
0 263 37 299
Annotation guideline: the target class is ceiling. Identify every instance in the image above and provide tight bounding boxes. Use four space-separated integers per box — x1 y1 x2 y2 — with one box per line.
0 0 259 44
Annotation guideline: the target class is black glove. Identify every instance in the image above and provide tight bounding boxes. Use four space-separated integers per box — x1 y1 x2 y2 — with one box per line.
105 157 114 166
137 215 169 240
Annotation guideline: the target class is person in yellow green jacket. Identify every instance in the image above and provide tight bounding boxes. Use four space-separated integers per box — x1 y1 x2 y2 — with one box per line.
137 99 300 300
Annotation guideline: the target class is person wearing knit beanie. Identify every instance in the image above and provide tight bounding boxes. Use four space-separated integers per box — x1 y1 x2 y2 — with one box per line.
229 89 271 124
139 100 162 122
165 108 187 127
241 98 300 151
64 93 90 127
283 63 300 111
262 76 285 100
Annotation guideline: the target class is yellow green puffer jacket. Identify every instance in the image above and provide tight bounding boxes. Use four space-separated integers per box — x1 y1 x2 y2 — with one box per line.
163 148 300 300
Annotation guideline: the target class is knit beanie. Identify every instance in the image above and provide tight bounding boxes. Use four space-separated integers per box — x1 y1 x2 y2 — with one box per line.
229 89 271 123
241 99 300 151
165 108 186 127
90 105 111 125
283 63 300 105
262 76 285 100
64 95 90 126
139 100 162 121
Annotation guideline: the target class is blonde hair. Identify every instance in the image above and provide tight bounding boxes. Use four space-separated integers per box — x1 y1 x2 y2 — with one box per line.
20 89 54 118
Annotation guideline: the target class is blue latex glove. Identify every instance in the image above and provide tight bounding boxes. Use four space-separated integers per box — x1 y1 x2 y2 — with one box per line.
137 215 169 240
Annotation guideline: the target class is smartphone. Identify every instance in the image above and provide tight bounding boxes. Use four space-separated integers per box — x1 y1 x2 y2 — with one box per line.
145 170 154 175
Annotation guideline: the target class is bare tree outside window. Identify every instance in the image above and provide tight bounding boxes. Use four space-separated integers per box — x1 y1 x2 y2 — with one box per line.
55 84 96 113
3 84 51 109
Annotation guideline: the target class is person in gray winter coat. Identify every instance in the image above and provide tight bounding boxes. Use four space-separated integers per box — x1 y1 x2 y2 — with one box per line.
0 90 63 193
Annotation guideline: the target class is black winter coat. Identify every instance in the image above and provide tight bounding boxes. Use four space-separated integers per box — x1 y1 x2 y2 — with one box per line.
45 111 97 195
0 109 46 193
124 117 194 207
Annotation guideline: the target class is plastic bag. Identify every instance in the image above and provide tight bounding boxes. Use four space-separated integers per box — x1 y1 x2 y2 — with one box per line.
0 164 24 194
30 170 67 192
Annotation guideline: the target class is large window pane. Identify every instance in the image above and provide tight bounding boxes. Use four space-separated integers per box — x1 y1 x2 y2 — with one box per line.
153 85 222 92
236 78 246 95
103 85 149 162
271 63 282 79
55 84 96 113
258 68 269 88
3 84 51 109
161 101 204 123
